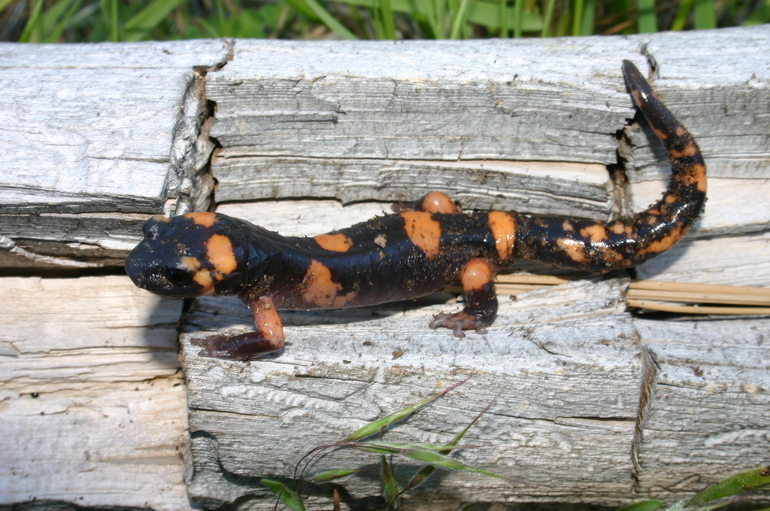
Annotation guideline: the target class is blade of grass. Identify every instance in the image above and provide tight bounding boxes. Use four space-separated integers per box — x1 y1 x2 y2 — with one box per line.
400 447 511 480
380 0 397 38
101 0 120 43
741 0 770 24
615 501 663 511
359 441 475 454
571 0 584 35
312 467 376 482
42 0 85 43
345 376 471 441
671 0 694 29
513 0 523 36
684 466 770 507
499 0 508 36
541 0 557 35
637 0 658 32
261 479 307 511
381 456 401 510
123 0 189 41
449 0 470 38
693 0 716 28
285 0 359 39
401 391 503 494
18 0 44 42
579 0 595 34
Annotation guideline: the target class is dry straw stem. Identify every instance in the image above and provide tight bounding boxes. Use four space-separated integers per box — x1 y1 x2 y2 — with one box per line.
482 275 770 315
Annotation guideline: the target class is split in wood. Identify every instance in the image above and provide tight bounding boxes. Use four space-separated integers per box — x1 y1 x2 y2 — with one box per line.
450 275 770 316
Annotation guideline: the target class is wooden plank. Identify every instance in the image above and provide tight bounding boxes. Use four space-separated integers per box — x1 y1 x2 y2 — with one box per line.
634 230 770 287
182 278 643 509
633 317 770 499
209 27 769 216
0 276 192 510
0 40 229 268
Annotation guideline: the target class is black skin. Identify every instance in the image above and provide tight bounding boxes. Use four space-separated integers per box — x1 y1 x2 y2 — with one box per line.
125 60 706 360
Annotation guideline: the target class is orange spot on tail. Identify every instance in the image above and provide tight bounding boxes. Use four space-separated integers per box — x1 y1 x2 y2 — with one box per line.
639 226 687 255
556 238 587 263
579 224 608 243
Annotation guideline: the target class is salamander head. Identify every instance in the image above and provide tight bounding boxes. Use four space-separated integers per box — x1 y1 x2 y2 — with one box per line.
125 212 250 297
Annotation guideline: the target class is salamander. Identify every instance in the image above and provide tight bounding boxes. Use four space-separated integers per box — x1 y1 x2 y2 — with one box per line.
125 60 706 360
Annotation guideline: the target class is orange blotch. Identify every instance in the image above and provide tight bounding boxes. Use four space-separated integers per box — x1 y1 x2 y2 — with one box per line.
193 271 215 295
302 260 343 308
401 211 442 259
422 192 458 214
609 221 633 236
332 291 358 308
185 212 217 228
488 211 517 260
314 233 354 252
639 226 686 255
179 256 214 295
688 163 708 193
460 259 494 292
562 220 575 232
670 141 699 159
653 127 669 141
599 247 626 264
556 238 586 263
206 234 238 277
580 224 608 243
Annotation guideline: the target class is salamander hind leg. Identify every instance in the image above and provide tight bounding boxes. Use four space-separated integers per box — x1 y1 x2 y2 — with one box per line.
192 296 285 360
430 258 498 338
392 191 459 214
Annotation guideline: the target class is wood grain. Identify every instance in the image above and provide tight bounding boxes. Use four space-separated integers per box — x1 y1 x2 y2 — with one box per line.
0 40 229 267
0 276 191 510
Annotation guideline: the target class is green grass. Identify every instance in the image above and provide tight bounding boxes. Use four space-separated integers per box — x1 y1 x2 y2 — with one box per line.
1 0 767 42
265 378 768 510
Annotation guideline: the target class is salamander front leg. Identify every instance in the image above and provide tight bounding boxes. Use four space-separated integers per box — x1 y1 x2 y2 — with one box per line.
192 296 285 360
430 258 498 338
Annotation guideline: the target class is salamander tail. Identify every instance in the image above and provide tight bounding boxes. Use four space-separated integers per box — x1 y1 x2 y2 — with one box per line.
513 60 707 272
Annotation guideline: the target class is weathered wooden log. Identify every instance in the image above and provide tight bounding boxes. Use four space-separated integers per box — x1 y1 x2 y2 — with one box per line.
0 40 229 268
0 276 191 510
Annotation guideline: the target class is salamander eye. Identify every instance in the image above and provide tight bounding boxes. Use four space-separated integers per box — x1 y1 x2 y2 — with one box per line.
165 266 193 287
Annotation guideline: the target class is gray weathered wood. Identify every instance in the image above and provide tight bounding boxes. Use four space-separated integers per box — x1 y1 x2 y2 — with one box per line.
183 278 643 508
633 317 770 498
0 276 191 510
0 40 229 268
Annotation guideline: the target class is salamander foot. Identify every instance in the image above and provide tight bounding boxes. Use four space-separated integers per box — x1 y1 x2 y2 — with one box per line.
191 332 284 360
429 311 489 338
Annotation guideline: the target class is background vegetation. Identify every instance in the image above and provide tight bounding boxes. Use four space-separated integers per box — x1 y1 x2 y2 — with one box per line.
0 0 767 43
